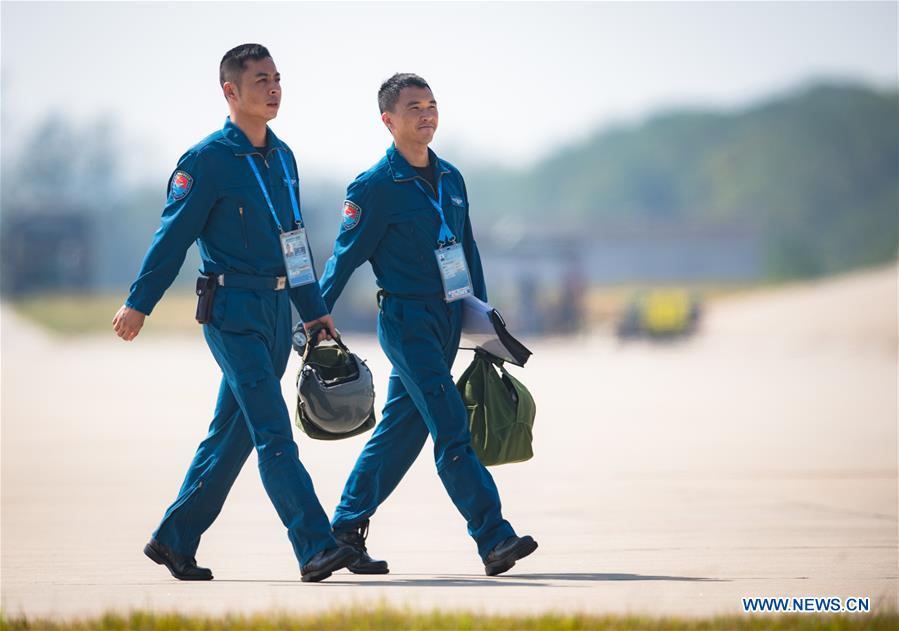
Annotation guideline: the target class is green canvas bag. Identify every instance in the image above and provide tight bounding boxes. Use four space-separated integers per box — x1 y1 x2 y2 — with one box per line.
456 350 536 466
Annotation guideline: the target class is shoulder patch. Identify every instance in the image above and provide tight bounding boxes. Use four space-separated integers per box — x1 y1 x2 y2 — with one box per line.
341 201 362 231
451 195 464 207
170 170 193 201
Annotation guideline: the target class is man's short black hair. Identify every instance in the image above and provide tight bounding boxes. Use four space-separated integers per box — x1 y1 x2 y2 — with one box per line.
378 73 431 113
220 43 272 87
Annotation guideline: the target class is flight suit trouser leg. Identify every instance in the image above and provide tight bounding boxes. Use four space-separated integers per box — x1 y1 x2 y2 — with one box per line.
156 288 337 567
153 377 253 558
331 369 430 530
339 296 515 559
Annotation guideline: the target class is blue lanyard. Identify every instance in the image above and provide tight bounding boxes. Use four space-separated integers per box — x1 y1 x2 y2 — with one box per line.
276 151 304 228
414 176 456 246
244 151 303 233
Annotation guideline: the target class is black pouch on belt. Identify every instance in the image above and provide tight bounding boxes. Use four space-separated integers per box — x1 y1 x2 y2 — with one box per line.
195 274 218 324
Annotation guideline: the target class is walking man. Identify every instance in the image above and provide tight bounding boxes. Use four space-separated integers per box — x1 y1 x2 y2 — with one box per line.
112 44 356 583
318 73 537 576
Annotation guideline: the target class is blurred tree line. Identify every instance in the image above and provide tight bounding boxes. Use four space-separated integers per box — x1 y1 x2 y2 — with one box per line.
466 82 898 280
1 80 896 298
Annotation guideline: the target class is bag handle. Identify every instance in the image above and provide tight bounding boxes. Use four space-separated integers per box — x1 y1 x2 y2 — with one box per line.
473 347 505 369
303 324 348 362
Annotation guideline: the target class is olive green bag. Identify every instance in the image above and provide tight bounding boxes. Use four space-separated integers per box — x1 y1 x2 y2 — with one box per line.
456 350 536 466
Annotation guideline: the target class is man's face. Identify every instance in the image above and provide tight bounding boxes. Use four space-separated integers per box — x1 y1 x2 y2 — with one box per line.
224 57 281 122
382 86 438 145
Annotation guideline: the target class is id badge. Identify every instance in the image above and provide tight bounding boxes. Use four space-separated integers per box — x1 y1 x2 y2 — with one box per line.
280 228 316 287
435 242 473 302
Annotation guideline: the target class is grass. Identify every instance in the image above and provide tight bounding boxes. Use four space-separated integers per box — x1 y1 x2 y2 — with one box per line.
9 283 760 337
9 293 199 336
1 609 896 631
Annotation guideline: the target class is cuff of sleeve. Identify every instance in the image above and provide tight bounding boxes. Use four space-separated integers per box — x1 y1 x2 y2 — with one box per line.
125 297 153 317
320 288 336 315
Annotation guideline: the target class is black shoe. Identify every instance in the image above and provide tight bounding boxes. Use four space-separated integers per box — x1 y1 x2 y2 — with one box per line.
334 521 389 575
144 538 213 581
300 545 358 582
484 535 538 576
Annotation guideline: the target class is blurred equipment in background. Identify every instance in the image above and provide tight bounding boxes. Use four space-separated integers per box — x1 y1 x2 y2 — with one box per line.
1 212 93 295
616 289 702 340
556 253 586 334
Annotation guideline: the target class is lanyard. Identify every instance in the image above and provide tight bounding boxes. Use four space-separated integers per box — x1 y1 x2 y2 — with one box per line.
276 151 304 228
414 176 456 246
244 151 303 233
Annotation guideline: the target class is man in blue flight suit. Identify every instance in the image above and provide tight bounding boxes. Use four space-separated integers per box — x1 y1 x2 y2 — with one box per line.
319 73 538 577
111 44 356 583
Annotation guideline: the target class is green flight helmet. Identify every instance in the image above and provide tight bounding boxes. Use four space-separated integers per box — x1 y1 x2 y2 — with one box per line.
294 325 376 440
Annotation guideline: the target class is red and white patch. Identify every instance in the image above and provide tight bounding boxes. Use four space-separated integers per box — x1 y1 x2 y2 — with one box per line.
170 170 193 201
341 201 362 231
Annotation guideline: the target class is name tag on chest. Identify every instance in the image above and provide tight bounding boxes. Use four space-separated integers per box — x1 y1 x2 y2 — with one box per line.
435 242 473 302
280 228 316 287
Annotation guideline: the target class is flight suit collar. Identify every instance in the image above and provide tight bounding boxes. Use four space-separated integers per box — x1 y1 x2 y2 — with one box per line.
386 143 451 182
220 116 287 155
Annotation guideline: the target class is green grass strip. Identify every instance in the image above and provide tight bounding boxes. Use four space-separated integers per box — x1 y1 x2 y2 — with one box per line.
10 294 198 335
2 608 897 631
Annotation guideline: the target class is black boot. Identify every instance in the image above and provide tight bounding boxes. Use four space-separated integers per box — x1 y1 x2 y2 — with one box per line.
144 538 213 581
484 535 538 576
334 521 389 574
300 545 358 582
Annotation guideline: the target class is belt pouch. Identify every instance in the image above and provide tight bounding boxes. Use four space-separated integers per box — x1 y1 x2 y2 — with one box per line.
195 274 218 324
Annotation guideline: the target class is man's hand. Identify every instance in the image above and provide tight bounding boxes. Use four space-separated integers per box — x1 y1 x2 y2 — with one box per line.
112 304 146 341
304 314 337 344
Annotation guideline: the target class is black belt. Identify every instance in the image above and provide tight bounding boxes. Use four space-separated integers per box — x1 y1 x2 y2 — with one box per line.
216 273 288 291
376 289 445 307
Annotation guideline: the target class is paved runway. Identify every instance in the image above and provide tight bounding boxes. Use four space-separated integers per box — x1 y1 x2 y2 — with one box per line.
2 266 896 619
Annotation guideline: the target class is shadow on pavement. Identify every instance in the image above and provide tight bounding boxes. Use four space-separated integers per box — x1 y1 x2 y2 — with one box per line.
214 573 724 586
513 573 726 582
215 576 550 587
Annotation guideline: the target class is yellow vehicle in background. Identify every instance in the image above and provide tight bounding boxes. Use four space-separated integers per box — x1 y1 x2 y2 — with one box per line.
616 289 702 339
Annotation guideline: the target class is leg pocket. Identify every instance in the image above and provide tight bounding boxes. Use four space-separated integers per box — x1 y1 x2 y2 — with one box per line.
219 289 267 334
207 288 228 330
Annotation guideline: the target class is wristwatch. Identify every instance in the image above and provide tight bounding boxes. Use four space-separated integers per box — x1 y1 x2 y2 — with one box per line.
291 325 308 353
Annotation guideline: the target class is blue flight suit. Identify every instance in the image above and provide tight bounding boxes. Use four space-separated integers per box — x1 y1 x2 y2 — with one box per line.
126 117 339 567
319 144 516 560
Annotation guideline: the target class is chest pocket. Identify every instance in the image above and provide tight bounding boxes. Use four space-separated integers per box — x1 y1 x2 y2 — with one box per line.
213 191 283 251
213 194 253 249
389 206 435 245
219 166 295 234
445 197 467 237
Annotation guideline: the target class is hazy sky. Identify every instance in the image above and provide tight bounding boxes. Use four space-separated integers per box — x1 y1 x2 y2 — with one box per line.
2 1 896 183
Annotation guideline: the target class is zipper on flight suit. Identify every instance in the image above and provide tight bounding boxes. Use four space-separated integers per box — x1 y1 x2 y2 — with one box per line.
236 147 294 235
236 146 288 169
238 206 248 248
395 165 452 262
397 169 448 199
394 155 452 197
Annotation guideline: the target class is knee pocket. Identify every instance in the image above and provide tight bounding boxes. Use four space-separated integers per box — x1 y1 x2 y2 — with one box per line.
420 376 458 406
257 440 299 469
436 441 472 474
420 377 471 444
230 367 269 388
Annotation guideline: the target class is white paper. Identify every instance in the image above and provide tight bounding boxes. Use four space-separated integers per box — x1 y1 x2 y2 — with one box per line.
460 296 519 364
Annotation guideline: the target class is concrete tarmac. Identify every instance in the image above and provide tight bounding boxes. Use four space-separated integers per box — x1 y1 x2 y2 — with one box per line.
1 266 896 619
